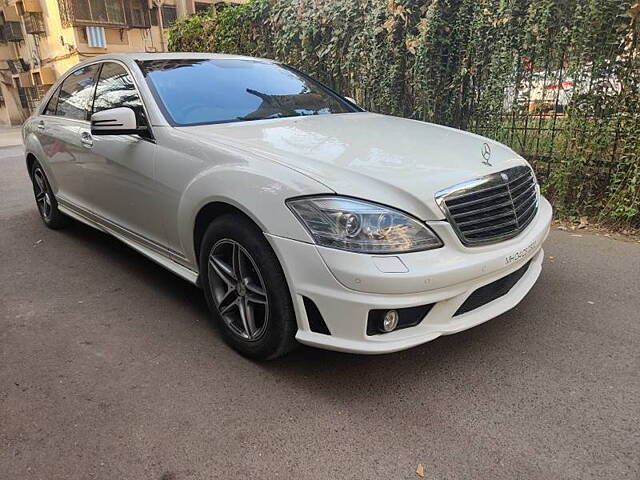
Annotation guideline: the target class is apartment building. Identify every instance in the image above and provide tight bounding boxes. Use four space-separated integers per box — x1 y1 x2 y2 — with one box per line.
0 0 245 125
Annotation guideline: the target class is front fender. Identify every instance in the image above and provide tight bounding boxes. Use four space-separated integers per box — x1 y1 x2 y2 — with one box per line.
176 161 332 267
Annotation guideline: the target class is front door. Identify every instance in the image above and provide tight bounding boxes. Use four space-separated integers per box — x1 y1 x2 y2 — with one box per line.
79 61 164 247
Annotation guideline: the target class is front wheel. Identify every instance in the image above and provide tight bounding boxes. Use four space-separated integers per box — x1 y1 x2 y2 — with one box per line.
199 215 298 360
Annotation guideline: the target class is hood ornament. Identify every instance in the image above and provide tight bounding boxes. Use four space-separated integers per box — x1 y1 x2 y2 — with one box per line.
481 143 492 166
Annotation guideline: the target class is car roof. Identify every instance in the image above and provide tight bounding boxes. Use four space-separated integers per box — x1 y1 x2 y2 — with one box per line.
78 52 278 64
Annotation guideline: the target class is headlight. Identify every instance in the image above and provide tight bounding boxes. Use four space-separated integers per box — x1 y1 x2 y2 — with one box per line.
286 196 443 253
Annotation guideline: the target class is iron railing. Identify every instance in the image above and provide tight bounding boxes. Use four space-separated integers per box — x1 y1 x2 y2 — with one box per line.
58 0 149 28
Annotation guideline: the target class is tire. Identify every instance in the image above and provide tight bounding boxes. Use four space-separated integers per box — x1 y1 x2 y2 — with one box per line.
199 214 298 360
30 160 68 230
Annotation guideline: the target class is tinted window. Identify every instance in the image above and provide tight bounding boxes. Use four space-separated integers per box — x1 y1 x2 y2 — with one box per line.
93 62 147 126
43 87 60 116
56 64 100 120
138 59 355 126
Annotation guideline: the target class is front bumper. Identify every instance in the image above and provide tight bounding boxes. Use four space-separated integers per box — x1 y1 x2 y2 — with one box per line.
267 196 552 354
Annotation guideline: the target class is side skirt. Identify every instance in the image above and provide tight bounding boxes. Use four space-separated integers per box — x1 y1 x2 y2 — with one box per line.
57 198 200 286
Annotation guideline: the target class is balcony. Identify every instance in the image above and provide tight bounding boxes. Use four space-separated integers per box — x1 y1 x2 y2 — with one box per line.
23 12 46 34
3 22 24 42
58 0 149 28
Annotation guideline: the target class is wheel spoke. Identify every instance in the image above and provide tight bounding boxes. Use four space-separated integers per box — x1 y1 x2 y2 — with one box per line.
232 244 244 280
209 255 236 287
208 238 269 342
43 196 51 217
238 297 256 339
34 172 45 192
245 298 260 338
219 292 238 315
245 281 267 305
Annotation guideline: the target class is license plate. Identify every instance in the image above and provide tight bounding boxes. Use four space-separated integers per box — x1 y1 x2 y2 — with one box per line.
504 239 538 266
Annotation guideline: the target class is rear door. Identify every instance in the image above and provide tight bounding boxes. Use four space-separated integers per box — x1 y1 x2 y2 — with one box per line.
37 64 100 206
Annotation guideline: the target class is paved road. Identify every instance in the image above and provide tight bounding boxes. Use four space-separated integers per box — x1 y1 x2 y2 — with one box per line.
0 126 23 149
1 144 639 480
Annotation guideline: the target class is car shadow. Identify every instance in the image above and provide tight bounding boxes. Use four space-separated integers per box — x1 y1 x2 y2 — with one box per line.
57 216 209 318
55 213 548 398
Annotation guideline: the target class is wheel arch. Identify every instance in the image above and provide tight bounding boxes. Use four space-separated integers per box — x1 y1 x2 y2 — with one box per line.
25 152 38 179
193 201 262 265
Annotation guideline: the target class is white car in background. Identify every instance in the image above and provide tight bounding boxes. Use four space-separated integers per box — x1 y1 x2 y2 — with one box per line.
22 53 552 359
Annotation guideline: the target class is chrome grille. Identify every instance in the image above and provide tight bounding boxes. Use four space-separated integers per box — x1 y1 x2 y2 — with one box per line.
435 166 539 246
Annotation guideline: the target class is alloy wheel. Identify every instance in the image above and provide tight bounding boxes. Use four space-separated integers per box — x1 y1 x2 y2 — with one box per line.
33 168 52 220
208 239 269 341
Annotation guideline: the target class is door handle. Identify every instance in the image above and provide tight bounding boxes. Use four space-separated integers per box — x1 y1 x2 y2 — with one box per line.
36 120 45 132
80 131 93 148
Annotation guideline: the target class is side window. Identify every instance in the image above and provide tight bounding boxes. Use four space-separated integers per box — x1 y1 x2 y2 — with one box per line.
56 64 100 120
43 87 60 116
92 62 147 127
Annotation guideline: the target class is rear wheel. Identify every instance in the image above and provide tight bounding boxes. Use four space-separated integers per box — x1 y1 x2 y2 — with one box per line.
30 161 67 229
199 214 298 360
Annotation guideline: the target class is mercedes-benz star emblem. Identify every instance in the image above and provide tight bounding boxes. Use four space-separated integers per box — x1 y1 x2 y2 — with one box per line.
481 143 492 166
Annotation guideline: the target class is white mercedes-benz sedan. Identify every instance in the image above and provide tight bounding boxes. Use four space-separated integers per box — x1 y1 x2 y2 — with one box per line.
23 53 552 359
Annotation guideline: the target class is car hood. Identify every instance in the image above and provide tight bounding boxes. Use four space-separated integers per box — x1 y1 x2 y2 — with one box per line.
179 112 529 220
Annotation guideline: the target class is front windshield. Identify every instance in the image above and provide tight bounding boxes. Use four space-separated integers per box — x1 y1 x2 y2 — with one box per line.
137 59 357 126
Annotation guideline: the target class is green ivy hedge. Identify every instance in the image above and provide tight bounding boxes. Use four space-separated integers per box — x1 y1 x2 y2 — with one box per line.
168 0 640 227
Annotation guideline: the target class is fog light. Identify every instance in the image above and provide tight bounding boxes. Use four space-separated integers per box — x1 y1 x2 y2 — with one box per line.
382 310 399 332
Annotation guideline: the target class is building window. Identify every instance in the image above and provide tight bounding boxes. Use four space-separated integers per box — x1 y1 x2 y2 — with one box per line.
124 0 150 28
3 22 24 42
15 79 29 109
161 5 177 27
194 2 210 14
149 6 158 26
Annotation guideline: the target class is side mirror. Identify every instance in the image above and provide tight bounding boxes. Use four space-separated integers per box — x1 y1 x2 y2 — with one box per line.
91 107 140 135
345 96 358 106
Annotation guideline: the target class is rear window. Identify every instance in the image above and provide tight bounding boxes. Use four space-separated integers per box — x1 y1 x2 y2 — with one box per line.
137 59 357 126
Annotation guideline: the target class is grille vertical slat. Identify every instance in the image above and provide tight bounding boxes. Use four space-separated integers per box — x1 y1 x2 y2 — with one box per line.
436 166 539 245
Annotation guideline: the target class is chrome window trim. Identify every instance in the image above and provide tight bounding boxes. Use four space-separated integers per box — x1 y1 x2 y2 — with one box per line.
39 62 101 121
37 60 154 136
